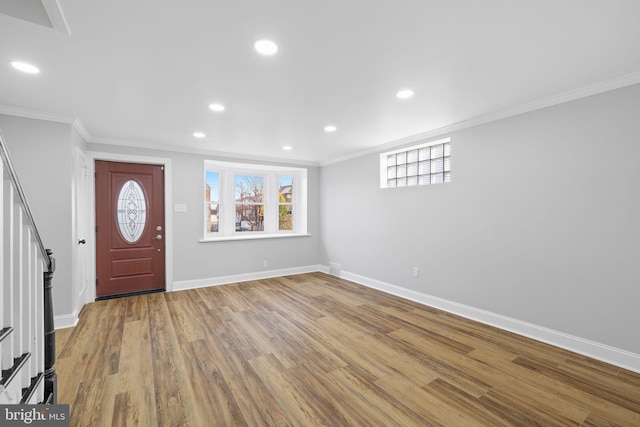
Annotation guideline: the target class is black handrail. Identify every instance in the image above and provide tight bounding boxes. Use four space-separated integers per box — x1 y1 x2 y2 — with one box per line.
0 129 52 272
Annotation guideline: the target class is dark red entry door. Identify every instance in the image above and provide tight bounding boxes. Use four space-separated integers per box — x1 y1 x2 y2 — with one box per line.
95 161 165 298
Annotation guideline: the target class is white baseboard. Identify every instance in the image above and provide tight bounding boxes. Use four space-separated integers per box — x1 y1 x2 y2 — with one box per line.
172 264 326 292
54 293 86 330
54 310 79 330
54 265 640 373
336 269 640 374
52 265 325 329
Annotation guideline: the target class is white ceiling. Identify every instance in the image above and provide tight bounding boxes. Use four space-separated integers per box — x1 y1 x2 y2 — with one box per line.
1 0 640 165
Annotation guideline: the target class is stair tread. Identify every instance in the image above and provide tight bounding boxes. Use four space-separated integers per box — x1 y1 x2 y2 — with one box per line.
21 372 44 404
0 326 13 343
0 352 31 388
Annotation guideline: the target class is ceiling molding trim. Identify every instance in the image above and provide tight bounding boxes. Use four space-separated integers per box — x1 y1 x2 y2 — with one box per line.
41 0 70 35
87 137 320 167
3 70 640 169
0 103 318 166
320 71 640 167
71 118 90 141
0 104 76 124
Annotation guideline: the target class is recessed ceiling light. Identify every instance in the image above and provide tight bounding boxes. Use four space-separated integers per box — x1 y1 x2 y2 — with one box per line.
193 132 206 138
254 39 278 55
208 103 225 112
324 125 337 133
396 89 414 99
282 146 293 151
11 61 39 74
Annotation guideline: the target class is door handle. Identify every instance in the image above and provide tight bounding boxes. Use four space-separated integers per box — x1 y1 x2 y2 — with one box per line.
154 235 163 240
78 239 86 245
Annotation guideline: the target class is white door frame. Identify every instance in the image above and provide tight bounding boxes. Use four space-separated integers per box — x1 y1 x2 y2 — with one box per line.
72 147 89 318
85 151 173 304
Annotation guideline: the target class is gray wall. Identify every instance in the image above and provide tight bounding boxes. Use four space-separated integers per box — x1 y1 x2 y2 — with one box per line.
0 115 74 318
319 83 640 354
3 84 640 358
86 143 322 283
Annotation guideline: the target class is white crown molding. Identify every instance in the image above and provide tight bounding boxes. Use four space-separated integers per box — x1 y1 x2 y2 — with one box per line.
71 117 90 141
320 71 640 166
0 104 75 124
42 0 71 35
334 268 640 374
0 104 91 143
0 104 317 166
3 71 640 168
88 136 321 167
0 103 318 166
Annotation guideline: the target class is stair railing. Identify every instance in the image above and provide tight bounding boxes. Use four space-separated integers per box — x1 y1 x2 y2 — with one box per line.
0 129 56 404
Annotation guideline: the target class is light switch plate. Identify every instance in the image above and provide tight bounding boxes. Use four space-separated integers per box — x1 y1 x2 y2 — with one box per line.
174 204 187 213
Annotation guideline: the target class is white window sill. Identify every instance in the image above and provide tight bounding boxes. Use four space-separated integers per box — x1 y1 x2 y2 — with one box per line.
199 233 311 243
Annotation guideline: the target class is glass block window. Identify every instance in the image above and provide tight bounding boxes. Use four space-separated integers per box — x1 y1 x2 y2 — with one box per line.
380 138 451 188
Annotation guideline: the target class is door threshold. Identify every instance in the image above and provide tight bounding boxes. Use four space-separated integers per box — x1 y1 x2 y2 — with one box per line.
95 288 165 301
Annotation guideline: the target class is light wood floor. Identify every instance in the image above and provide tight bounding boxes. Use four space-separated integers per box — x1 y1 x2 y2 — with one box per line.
56 272 640 426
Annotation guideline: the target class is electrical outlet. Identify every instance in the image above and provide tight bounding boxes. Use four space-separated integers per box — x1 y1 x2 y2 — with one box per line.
263 260 269 268
412 267 419 277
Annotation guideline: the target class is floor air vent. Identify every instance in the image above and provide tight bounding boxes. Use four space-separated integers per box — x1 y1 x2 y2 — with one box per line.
329 262 341 276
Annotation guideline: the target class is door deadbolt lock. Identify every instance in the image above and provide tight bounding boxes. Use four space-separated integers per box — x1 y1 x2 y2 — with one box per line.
156 226 162 231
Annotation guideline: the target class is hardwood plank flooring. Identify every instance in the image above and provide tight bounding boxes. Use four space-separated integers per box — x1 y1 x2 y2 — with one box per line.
56 273 640 426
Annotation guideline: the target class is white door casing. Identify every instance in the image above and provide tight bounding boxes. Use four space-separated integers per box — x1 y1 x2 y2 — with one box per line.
73 148 90 314
85 151 173 303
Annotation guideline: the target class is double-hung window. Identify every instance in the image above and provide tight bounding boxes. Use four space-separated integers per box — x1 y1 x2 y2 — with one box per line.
204 160 307 240
234 174 265 232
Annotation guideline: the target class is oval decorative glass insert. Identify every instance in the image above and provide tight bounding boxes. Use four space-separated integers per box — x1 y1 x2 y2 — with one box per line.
117 180 147 243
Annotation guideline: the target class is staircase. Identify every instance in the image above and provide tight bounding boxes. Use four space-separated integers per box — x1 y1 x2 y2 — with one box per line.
0 130 56 405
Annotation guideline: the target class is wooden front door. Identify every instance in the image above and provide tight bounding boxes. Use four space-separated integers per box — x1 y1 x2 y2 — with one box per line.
95 161 165 298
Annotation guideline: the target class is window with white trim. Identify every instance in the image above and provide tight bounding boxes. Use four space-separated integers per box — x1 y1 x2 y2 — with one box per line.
204 160 307 240
380 137 451 188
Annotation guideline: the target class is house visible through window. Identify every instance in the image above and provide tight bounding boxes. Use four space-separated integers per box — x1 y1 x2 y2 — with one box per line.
235 174 265 232
380 137 451 188
204 161 307 240
278 176 293 231
206 171 220 233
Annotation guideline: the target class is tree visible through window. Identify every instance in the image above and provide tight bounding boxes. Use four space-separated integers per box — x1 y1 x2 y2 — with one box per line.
204 160 307 239
206 171 219 233
235 174 265 232
278 176 293 231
